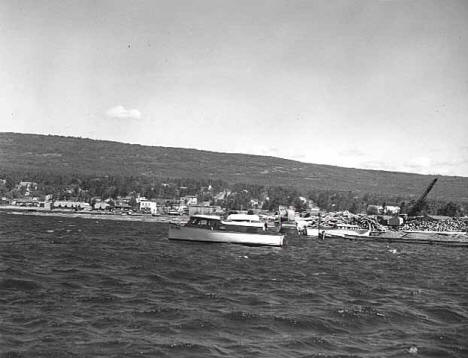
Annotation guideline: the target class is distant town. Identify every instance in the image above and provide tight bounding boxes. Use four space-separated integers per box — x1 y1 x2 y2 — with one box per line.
0 174 465 220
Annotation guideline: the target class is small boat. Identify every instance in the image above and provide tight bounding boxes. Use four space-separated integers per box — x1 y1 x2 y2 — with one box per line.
403 230 467 236
168 215 284 247
306 223 370 238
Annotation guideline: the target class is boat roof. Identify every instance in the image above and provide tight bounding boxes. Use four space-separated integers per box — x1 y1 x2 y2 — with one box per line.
226 213 261 222
190 214 222 220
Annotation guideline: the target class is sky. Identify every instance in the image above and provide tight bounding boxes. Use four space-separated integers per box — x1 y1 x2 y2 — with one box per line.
1 0 467 176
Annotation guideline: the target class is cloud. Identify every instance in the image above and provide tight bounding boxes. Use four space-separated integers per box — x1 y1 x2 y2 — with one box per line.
105 105 141 120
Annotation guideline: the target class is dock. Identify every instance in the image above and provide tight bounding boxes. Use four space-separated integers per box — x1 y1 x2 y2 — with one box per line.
341 231 468 247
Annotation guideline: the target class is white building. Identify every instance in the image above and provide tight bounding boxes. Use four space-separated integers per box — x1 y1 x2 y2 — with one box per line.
94 202 110 210
53 201 91 210
139 200 158 214
18 181 38 190
385 206 401 215
188 205 217 216
180 195 198 206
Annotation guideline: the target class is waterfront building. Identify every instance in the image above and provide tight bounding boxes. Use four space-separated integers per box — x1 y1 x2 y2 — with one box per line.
188 205 217 216
180 195 198 206
139 200 158 214
94 202 110 210
53 201 91 210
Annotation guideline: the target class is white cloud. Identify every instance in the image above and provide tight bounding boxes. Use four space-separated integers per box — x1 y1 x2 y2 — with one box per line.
105 105 141 120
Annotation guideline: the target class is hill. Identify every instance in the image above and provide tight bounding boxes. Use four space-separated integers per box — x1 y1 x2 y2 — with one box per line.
1 132 467 202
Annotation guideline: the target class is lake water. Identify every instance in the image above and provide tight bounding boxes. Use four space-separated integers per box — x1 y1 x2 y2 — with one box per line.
1 212 467 357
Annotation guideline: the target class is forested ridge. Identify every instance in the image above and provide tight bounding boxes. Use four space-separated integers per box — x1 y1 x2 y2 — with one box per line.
1 132 467 206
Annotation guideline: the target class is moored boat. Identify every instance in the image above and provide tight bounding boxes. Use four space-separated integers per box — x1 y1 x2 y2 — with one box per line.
168 215 285 247
306 223 370 238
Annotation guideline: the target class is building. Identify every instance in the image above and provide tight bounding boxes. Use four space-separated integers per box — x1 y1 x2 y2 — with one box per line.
53 201 91 210
39 201 52 210
214 190 230 201
385 206 400 215
139 200 158 214
388 216 404 227
14 198 39 207
17 181 38 190
0 197 10 205
250 199 260 208
180 195 198 206
94 202 110 210
136 196 147 203
367 205 382 215
188 205 218 216
114 201 132 211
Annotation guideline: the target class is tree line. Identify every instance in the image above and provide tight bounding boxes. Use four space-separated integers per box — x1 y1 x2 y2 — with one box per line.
0 169 466 217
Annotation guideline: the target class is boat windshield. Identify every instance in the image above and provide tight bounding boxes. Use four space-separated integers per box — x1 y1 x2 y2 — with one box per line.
187 216 221 228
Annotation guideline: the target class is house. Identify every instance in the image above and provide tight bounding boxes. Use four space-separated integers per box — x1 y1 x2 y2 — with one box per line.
114 201 132 211
214 190 231 201
367 205 401 215
188 205 218 216
0 197 10 205
250 199 260 208
116 196 133 204
180 195 198 206
18 181 38 190
385 206 400 215
94 202 110 210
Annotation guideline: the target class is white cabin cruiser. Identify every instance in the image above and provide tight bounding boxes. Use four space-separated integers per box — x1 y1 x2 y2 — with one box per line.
168 215 284 247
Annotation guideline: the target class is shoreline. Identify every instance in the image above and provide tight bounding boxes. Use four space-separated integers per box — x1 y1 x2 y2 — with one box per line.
0 206 188 224
2 206 467 245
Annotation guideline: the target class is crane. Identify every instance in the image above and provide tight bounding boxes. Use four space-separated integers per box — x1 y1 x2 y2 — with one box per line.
407 178 438 216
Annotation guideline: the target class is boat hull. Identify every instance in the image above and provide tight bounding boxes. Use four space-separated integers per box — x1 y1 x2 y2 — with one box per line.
169 224 284 247
306 227 370 238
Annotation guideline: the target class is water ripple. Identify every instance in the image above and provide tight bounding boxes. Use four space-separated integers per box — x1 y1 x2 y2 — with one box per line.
1 212 467 357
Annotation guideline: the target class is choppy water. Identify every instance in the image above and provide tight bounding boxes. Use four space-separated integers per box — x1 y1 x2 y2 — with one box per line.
1 212 467 358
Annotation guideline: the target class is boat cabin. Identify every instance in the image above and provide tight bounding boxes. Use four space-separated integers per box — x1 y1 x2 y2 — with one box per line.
226 213 261 223
185 215 267 234
185 215 223 229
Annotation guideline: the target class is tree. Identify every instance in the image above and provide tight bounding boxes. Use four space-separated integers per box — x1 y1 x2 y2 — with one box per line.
438 201 461 217
292 197 307 212
128 197 138 209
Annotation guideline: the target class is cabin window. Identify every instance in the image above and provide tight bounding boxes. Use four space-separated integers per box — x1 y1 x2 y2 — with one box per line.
188 217 221 228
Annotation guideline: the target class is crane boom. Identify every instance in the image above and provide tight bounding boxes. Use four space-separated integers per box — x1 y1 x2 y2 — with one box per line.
407 178 438 216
